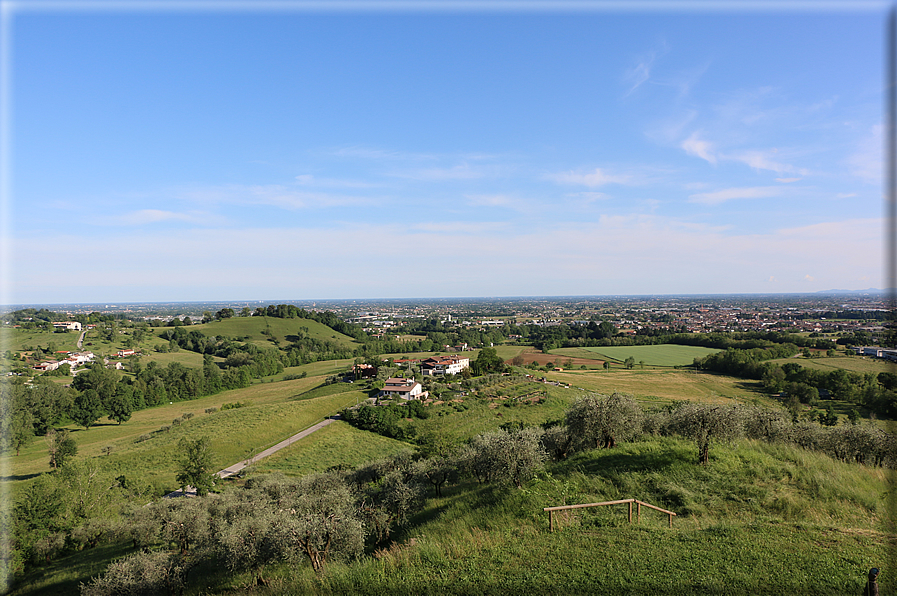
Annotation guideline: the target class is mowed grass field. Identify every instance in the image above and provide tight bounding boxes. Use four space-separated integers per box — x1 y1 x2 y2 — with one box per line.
2 376 362 495
541 369 767 405
252 421 413 476
555 344 722 367
769 355 895 376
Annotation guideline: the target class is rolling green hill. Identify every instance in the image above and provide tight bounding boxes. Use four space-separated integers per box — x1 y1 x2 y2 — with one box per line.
189 316 360 350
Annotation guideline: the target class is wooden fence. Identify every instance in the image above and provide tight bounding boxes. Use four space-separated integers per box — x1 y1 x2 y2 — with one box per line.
543 498 677 531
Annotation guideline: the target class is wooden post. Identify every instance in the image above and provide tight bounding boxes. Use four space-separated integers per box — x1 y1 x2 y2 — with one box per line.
628 500 632 523
637 501 641 524
549 510 553 532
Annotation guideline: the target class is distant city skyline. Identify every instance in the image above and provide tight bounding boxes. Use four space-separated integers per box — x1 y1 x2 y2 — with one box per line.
2 1 889 304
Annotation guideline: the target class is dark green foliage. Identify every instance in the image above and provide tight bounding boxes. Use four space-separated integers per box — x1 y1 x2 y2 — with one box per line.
46 428 77 469
175 437 215 496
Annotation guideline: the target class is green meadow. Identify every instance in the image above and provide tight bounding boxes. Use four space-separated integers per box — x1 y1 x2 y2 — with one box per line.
554 345 722 367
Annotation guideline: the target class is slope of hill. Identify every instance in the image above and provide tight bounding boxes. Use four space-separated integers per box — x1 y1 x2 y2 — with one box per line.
189 316 360 350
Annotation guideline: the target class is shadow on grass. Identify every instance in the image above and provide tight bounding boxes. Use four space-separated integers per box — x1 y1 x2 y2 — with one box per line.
11 540 133 596
0 473 42 482
551 448 683 477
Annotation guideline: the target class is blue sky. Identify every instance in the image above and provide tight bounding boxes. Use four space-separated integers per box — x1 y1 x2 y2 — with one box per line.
2 2 888 304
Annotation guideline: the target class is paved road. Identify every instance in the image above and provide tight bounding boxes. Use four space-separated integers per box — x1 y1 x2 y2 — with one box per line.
165 416 339 498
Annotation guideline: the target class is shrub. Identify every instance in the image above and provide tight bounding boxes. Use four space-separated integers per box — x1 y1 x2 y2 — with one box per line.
205 407 218 414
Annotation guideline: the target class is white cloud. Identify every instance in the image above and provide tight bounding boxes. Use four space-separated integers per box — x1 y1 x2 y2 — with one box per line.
776 178 801 183
726 150 808 175
547 168 632 187
680 132 717 164
688 186 784 205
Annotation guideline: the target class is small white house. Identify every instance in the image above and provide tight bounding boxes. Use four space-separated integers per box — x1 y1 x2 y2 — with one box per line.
379 378 426 400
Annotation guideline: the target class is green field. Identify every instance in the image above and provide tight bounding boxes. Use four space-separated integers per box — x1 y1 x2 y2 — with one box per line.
555 344 722 367
769 355 894 376
542 369 768 405
253 421 413 475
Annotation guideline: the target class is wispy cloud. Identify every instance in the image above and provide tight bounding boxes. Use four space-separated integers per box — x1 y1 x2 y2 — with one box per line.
776 177 801 183
688 186 785 205
294 174 378 189
623 41 669 97
392 163 490 181
106 209 215 226
464 194 516 208
680 132 717 164
177 184 374 209
726 149 809 175
547 168 632 187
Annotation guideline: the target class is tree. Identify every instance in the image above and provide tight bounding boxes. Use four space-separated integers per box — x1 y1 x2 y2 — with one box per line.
624 356 635 370
668 403 744 465
277 473 365 573
71 389 104 430
106 385 133 425
603 360 611 371
175 437 215 496
464 427 547 488
565 393 643 450
472 347 505 375
46 428 77 470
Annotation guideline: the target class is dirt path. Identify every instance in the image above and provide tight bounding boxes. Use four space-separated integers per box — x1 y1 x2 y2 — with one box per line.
165 416 339 497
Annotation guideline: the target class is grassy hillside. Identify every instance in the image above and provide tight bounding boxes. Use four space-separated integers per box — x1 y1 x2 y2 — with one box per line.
3 376 362 494
190 316 359 350
21 435 891 596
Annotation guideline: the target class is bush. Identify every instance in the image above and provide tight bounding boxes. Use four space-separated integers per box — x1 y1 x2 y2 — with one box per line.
135 434 151 443
80 550 189 596
205 407 218 414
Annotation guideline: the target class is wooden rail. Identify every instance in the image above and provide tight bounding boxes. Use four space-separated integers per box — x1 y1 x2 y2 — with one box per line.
543 498 677 531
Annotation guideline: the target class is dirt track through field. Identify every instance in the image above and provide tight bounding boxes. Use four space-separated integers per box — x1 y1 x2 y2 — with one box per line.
164 417 337 497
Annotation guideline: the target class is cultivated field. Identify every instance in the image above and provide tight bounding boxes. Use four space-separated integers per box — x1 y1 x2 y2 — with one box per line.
769 355 895 376
565 345 723 367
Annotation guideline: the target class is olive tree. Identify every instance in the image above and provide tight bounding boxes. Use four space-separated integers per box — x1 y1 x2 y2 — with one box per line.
463 427 547 488
80 550 189 596
668 403 744 465
565 393 643 451
276 473 365 573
